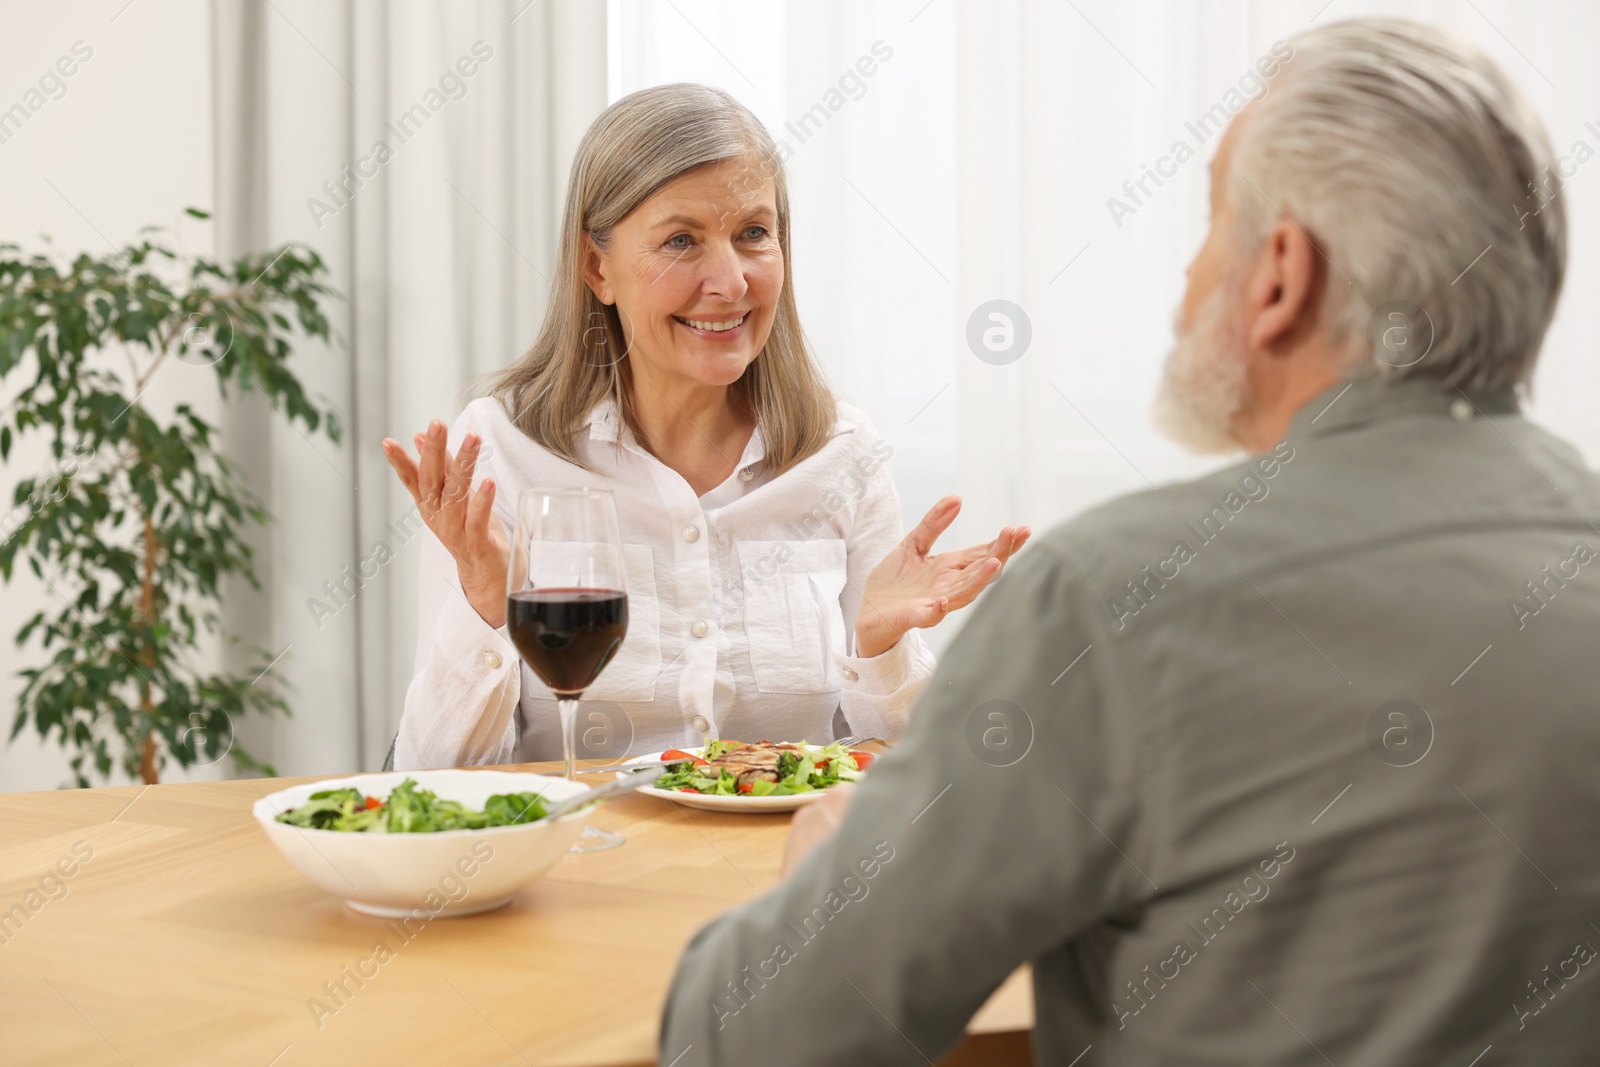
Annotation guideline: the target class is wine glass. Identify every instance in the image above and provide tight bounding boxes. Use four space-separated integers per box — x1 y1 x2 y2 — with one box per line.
507 488 629 852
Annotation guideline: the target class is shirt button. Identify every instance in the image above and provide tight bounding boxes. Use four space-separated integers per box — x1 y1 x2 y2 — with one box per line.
1450 398 1474 422
841 666 859 682
484 650 503 669
691 715 710 732
738 468 754 482
690 620 710 638
682 524 700 543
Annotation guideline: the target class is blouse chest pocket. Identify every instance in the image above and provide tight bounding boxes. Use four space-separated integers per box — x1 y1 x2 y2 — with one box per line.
532 543 661 703
736 539 849 694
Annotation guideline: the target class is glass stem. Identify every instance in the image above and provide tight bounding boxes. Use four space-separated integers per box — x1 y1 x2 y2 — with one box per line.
558 697 580 781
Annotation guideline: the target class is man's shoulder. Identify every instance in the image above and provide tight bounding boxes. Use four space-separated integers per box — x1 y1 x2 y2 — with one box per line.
1038 443 1302 600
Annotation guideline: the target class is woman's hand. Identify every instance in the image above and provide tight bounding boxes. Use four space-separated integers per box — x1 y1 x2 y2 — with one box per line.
855 495 1031 659
382 420 510 629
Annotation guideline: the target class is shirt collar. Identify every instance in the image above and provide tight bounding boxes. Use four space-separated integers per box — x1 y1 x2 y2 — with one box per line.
585 394 625 444
583 394 853 471
1285 371 1522 443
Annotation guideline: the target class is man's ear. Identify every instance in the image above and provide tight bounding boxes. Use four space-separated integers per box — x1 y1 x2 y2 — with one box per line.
1244 218 1323 353
579 232 613 305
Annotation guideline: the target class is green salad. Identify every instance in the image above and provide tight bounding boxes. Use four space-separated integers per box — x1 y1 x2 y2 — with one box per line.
274 777 549 833
652 739 873 797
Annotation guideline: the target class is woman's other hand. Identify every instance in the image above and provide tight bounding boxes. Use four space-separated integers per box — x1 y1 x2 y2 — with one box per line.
855 495 1030 659
382 420 510 628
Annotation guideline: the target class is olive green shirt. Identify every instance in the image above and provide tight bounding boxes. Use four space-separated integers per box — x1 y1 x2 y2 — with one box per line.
660 374 1600 1065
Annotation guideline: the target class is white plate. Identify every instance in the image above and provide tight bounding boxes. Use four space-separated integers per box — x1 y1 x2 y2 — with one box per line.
619 746 853 813
253 770 591 917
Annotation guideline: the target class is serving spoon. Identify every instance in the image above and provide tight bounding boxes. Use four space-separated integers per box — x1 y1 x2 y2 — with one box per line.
544 764 667 821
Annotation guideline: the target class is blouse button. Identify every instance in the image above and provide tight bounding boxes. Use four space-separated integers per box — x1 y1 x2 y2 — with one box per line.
682 524 700 543
690 619 710 638
841 666 859 682
691 715 710 732
1449 398 1474 422
484 650 503 669
738 467 754 482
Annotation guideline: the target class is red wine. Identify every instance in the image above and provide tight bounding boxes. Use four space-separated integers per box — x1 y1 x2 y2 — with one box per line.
506 588 629 696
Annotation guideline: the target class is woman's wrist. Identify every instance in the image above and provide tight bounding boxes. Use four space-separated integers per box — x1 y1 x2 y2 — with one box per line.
468 590 506 630
461 569 507 629
854 624 901 661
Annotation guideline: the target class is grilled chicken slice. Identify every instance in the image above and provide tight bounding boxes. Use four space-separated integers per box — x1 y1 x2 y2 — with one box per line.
705 740 799 785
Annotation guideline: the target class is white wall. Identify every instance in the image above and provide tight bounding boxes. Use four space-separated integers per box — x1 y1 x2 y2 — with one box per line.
0 0 223 791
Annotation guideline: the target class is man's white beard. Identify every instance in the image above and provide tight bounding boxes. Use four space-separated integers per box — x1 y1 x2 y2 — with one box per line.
1151 284 1251 454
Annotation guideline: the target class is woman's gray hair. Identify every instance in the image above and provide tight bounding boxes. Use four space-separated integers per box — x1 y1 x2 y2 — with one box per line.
481 83 836 474
1230 18 1567 390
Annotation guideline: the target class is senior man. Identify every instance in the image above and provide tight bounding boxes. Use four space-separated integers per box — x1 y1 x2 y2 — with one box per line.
661 17 1599 1065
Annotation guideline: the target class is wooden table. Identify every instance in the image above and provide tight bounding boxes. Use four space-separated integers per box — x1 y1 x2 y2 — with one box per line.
0 763 1032 1066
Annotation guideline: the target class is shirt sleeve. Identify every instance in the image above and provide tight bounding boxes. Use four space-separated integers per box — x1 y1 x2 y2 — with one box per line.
658 536 1155 1063
392 407 521 770
834 430 937 740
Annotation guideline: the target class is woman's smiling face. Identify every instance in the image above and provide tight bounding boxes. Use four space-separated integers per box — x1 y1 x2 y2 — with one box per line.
583 157 784 391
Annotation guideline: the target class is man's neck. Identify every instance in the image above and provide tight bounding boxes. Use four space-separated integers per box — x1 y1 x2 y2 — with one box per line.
1233 350 1348 451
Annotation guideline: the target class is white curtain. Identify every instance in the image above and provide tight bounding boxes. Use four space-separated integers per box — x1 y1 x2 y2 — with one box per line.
611 0 1600 658
211 0 607 774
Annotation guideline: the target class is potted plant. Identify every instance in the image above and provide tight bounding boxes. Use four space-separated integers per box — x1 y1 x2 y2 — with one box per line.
0 209 341 786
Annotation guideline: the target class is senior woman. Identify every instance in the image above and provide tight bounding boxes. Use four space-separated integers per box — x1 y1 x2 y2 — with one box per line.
382 83 1029 770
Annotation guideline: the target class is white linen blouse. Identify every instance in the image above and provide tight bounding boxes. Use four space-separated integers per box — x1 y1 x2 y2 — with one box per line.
392 394 937 770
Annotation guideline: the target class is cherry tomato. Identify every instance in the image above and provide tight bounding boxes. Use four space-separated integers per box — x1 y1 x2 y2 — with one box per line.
679 787 701 794
364 795 383 809
849 751 876 771
662 748 709 766
816 758 831 770
737 782 754 795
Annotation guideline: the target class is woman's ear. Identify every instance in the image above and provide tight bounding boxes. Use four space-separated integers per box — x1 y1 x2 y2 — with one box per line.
1245 218 1323 354
579 231 614 305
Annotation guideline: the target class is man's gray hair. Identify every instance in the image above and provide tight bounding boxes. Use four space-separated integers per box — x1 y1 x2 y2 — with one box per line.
1231 18 1566 390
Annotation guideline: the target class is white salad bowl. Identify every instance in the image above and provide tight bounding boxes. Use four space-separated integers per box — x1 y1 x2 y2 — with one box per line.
253 769 591 917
